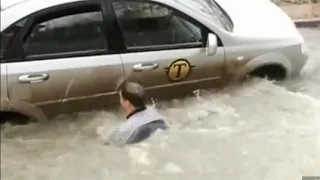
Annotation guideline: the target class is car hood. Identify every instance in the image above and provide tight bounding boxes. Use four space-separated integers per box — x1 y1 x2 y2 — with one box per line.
215 0 301 39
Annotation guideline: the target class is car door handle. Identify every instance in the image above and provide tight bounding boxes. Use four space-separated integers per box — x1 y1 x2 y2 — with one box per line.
133 63 159 72
18 73 49 83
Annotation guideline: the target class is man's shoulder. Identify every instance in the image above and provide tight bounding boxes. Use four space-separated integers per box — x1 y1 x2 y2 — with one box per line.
117 119 134 133
106 107 167 146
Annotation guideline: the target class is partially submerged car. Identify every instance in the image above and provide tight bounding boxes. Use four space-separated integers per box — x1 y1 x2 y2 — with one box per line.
0 0 308 123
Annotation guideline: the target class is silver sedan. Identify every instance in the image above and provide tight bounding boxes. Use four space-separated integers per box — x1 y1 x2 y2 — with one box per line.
0 0 309 123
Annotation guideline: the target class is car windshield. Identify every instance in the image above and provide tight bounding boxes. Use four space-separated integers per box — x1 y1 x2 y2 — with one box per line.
172 0 233 31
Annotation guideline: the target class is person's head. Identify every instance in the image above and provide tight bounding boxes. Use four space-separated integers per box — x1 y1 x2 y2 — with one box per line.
118 81 146 114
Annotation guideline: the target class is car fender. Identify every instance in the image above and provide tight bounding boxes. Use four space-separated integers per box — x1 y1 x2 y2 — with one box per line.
2 99 48 122
232 52 293 81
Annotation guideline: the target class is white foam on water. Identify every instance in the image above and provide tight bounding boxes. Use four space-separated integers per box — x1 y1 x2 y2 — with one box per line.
2 76 320 180
128 147 151 165
162 162 183 173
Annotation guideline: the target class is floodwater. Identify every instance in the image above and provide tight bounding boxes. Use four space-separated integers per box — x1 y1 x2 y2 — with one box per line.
1 27 320 180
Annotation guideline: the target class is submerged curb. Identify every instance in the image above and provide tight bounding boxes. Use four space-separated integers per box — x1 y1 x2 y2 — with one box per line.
294 18 320 27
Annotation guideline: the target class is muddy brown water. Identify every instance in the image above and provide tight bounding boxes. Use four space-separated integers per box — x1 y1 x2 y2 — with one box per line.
1 27 320 180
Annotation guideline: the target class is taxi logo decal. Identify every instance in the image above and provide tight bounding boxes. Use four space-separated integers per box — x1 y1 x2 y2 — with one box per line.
165 59 195 81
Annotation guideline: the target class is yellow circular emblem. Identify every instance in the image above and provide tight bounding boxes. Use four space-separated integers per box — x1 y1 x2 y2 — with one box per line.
167 59 191 81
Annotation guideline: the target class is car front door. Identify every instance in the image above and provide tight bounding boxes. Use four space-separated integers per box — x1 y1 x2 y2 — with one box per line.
4 2 124 118
110 0 225 100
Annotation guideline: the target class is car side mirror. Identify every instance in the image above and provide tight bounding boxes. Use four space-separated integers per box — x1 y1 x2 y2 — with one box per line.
206 33 218 56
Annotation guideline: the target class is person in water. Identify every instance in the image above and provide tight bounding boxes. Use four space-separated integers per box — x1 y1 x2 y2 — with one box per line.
105 81 167 147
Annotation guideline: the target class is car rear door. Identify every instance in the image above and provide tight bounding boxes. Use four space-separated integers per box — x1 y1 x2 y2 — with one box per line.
110 0 225 100
4 2 124 117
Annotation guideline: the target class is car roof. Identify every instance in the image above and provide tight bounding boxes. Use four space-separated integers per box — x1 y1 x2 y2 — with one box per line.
0 0 83 11
1 0 31 11
1 0 86 31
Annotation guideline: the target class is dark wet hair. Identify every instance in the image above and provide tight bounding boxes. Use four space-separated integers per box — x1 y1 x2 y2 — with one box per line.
119 81 146 108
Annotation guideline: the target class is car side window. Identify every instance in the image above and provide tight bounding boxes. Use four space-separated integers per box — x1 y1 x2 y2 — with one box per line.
112 1 203 49
0 18 28 59
23 9 107 57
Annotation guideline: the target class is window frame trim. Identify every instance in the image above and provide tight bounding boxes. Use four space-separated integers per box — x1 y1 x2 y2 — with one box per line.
108 0 223 54
0 17 33 63
1 1 115 63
